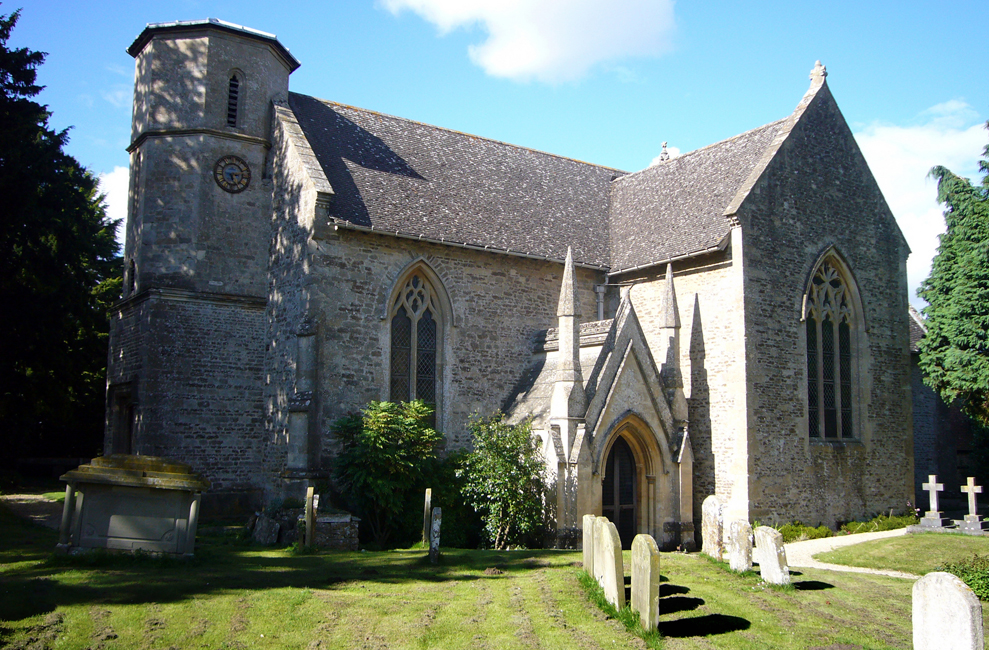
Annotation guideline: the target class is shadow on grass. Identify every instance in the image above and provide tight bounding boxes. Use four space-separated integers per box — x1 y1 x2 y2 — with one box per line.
659 596 704 614
794 580 834 591
660 584 690 597
0 508 575 622
658 614 750 637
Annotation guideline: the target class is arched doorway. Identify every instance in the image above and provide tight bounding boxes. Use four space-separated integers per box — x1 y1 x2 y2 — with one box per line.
602 436 637 548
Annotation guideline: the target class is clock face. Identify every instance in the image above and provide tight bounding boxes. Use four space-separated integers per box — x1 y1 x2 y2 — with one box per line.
213 156 251 193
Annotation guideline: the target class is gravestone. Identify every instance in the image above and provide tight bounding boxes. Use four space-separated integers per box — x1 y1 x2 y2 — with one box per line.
253 513 280 545
913 572 983 650
422 488 432 544
631 534 660 630
728 519 753 572
582 514 596 576
958 477 988 535
304 486 316 547
921 475 953 528
701 495 726 560
596 517 626 609
429 506 442 564
753 526 789 585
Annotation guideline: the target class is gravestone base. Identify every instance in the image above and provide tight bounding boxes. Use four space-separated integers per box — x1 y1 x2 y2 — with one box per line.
957 515 988 536
921 511 955 528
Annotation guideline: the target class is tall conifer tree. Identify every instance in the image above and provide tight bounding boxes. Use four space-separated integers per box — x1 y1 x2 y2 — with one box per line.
918 124 989 425
0 10 121 465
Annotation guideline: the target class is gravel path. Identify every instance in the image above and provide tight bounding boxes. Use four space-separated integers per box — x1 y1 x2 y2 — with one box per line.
0 493 64 530
784 527 920 580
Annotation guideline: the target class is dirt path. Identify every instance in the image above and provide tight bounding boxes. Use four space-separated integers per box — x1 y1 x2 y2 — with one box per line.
0 493 64 530
784 528 919 579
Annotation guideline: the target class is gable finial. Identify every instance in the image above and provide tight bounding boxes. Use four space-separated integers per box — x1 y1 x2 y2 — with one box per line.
557 246 578 317
810 60 827 81
659 142 670 162
660 263 680 328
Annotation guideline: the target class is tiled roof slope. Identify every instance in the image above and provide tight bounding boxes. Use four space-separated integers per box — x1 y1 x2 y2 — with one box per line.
909 306 926 353
289 93 620 268
607 120 786 273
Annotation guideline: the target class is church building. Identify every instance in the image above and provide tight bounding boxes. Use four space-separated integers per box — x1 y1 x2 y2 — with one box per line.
106 19 914 548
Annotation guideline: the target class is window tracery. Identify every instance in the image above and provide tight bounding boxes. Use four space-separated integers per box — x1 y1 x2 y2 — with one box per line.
805 258 855 439
390 273 439 411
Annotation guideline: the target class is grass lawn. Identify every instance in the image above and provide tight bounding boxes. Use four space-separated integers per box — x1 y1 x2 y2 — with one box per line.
0 502 975 650
816 532 989 575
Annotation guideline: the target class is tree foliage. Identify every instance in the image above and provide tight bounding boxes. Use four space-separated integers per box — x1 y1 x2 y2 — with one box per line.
0 10 121 464
331 400 442 547
918 123 989 426
459 413 546 549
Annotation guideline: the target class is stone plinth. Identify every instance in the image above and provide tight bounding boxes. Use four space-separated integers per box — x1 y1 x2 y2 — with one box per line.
313 514 360 550
58 455 209 556
957 515 988 536
913 572 983 650
631 534 660 630
921 513 955 528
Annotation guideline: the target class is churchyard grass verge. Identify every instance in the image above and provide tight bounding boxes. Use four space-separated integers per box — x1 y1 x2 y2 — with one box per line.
816 532 989 576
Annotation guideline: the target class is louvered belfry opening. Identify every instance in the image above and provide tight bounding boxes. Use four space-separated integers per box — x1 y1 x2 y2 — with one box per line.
602 436 637 549
227 74 240 126
805 258 855 439
389 273 439 427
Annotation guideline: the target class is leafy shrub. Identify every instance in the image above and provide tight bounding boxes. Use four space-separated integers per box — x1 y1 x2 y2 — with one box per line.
776 521 834 543
395 451 483 549
459 414 546 549
331 400 442 548
937 554 989 600
840 512 918 535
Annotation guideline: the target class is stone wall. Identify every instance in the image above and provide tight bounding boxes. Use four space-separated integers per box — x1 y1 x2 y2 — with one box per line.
735 82 913 527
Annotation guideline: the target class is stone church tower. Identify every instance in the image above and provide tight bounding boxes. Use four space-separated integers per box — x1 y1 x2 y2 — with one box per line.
106 21 300 509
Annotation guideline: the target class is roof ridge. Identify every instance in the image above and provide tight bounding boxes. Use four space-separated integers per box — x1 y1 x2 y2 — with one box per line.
615 117 789 183
290 91 627 176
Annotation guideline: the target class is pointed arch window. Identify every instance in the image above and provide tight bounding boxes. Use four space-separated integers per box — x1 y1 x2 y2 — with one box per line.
226 74 240 127
390 273 440 414
805 257 856 439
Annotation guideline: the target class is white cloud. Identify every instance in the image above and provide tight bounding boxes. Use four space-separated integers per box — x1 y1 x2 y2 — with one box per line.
380 0 676 83
101 87 131 109
854 102 985 311
98 166 129 250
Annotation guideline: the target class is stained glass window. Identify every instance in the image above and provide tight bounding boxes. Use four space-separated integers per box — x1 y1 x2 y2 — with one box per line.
805 258 855 439
389 273 440 424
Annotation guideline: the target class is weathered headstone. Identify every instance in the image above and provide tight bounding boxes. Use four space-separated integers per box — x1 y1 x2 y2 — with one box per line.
429 506 442 564
958 477 988 535
727 519 753 572
701 494 726 560
253 513 280 546
596 517 626 609
582 514 596 576
921 475 952 528
631 534 660 630
422 488 432 545
304 486 316 547
753 526 789 585
913 572 984 650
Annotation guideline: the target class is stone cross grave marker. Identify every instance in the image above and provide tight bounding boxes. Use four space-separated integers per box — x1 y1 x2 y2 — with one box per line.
422 488 432 545
582 514 596 576
595 517 626 609
913 571 984 650
753 526 790 586
701 494 726 560
631 534 660 631
728 519 753 572
959 477 988 535
921 475 952 528
429 506 442 564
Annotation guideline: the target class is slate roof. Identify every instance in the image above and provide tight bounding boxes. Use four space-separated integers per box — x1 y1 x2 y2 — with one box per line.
607 120 786 272
288 93 619 268
909 306 926 353
287 92 789 271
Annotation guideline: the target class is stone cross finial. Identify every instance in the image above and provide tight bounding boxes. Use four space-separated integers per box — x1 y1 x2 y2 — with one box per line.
923 475 945 513
962 477 983 517
810 60 827 80
659 142 670 162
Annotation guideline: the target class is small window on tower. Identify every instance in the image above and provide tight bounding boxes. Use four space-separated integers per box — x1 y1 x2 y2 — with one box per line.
227 74 240 127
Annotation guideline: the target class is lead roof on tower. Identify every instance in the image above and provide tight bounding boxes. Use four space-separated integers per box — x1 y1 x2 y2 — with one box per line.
127 18 301 71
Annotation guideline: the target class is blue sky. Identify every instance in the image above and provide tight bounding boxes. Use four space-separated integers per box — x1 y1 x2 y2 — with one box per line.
11 0 988 308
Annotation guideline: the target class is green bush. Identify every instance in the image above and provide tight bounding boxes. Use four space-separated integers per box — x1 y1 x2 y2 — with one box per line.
937 554 989 600
841 512 918 535
776 521 834 543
